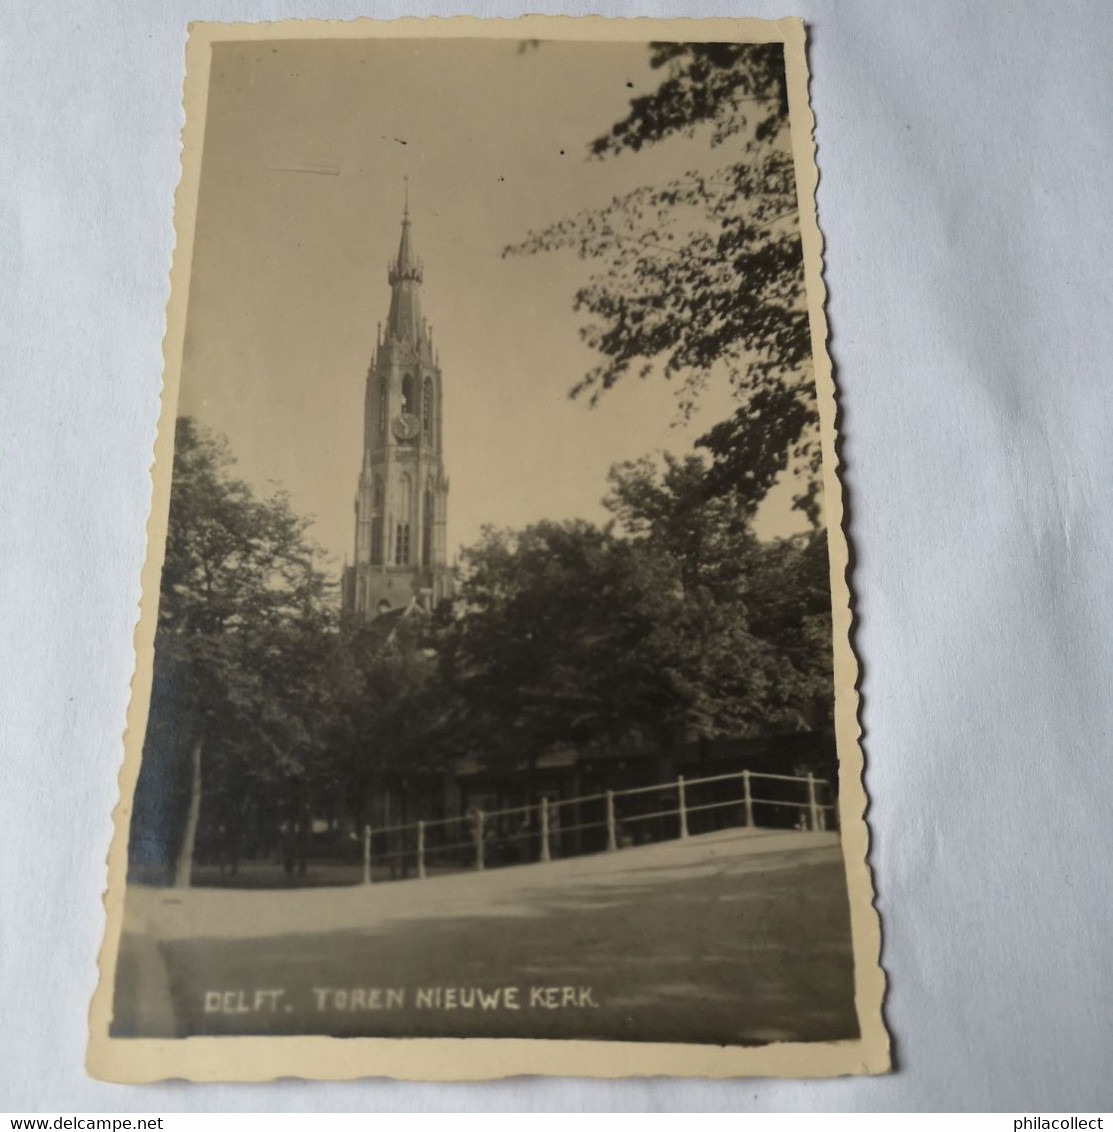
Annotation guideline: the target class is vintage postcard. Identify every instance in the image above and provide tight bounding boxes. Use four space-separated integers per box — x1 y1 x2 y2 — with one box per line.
89 16 887 1081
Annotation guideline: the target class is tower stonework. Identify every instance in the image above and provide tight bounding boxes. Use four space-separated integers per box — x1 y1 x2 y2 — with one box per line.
342 204 453 615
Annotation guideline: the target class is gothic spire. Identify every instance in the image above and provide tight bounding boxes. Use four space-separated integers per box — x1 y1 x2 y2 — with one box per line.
386 183 424 343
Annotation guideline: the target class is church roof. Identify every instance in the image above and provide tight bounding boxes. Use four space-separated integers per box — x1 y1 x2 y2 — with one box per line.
365 594 430 651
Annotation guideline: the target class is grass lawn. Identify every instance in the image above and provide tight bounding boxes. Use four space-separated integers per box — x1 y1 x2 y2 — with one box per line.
112 829 859 1047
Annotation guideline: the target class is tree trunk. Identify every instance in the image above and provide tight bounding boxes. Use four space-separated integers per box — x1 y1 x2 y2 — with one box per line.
174 733 204 888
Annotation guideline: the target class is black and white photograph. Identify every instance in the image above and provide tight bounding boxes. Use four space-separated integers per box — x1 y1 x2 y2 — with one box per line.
88 16 885 1082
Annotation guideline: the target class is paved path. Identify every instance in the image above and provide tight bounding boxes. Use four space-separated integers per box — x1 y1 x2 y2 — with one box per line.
113 829 859 1046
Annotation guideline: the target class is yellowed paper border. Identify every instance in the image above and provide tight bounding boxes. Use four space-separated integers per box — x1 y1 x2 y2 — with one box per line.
88 14 888 1082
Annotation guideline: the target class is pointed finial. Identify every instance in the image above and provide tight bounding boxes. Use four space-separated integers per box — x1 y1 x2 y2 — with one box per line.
403 175 410 221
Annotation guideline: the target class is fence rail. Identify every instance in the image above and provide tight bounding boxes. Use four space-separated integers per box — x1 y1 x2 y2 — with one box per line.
359 768 837 885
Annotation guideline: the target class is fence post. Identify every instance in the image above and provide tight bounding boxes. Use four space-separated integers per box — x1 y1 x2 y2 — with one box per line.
474 809 485 871
806 773 819 832
743 769 754 829
540 798 551 862
677 775 690 840
362 822 372 885
417 820 426 879
605 790 617 851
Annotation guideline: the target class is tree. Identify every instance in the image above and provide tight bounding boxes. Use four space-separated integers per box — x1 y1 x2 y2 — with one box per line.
130 418 333 885
506 42 821 522
324 611 453 832
437 496 832 780
605 453 834 737
604 452 756 598
438 520 684 783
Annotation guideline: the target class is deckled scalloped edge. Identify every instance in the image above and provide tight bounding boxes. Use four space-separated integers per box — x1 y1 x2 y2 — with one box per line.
87 14 889 1082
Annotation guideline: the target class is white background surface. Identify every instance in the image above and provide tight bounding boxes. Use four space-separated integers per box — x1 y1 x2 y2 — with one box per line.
2 0 1111 1113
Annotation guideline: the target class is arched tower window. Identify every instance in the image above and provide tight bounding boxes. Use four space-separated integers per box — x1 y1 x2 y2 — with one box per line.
422 487 434 567
422 377 434 438
394 474 413 566
402 373 416 416
370 476 384 566
377 375 388 435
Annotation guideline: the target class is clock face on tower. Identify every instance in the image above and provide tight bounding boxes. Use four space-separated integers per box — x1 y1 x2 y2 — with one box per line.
391 413 421 443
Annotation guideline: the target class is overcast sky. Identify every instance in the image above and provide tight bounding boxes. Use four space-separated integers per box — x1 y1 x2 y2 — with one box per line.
179 37 808 573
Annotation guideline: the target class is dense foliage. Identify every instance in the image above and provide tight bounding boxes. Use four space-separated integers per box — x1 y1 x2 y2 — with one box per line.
131 420 334 883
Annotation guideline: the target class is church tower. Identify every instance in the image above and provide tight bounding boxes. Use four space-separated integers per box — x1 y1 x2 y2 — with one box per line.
342 198 453 615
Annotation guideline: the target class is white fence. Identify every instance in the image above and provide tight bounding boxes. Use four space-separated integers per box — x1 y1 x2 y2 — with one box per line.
358 768 837 884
